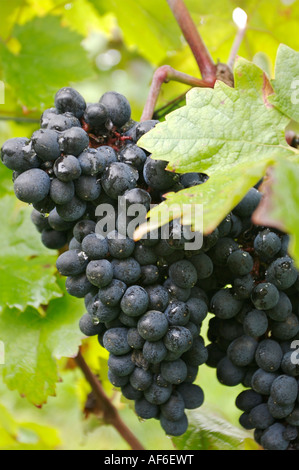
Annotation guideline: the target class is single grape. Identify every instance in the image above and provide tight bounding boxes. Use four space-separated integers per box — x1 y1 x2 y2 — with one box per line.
270 375 298 405
235 390 263 413
130 367 153 391
144 381 172 405
84 103 108 131
255 339 283 372
143 157 177 191
137 311 169 341
65 273 92 298
127 328 145 350
135 398 159 420
266 257 298 290
160 413 188 437
227 335 258 367
86 259 114 288
103 328 131 356
160 359 187 384
41 229 68 249
55 87 86 118
251 369 279 395
120 286 149 317
254 229 282 260
261 423 290 451
227 250 254 276
233 188 262 218
14 169 51 203
163 326 193 355
108 353 135 377
216 357 245 386
210 289 243 319
142 340 167 364
79 313 106 337
164 301 190 326
54 155 82 182
1 137 40 172
31 209 50 233
50 179 75 205
160 392 185 422
248 403 275 430
243 310 268 337
73 220 96 243
146 285 169 312
78 148 108 176
102 163 139 200
56 196 87 222
177 383 204 409
169 260 198 289
56 249 88 276
119 144 147 170
251 283 280 310
99 91 131 128
81 233 109 260
111 258 141 285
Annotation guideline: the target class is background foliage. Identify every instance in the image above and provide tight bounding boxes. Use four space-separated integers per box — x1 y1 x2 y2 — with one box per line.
0 0 298 450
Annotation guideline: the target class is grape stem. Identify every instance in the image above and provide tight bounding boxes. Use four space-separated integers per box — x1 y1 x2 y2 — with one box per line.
141 65 215 121
166 0 216 80
75 350 145 451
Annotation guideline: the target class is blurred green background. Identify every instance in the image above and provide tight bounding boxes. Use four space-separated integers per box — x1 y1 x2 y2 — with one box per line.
1 0 299 450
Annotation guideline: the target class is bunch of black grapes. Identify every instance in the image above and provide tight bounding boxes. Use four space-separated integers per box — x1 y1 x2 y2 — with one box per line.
203 188 299 451
1 87 209 437
3 86 299 449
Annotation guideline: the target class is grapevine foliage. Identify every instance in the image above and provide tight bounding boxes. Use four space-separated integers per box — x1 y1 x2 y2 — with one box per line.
1 0 299 452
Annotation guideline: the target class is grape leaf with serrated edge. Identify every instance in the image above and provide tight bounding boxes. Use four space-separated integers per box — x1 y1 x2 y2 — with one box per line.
136 53 299 241
0 279 85 406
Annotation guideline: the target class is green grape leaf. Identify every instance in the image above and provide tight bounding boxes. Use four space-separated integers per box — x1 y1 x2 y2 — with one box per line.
139 58 293 175
252 158 299 269
270 44 299 122
1 16 93 109
0 255 62 313
136 159 271 241
0 196 62 312
0 404 60 450
90 0 182 64
0 280 84 405
137 56 297 236
173 407 259 451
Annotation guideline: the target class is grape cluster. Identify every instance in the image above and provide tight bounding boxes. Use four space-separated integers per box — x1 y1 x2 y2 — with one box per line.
204 188 299 450
2 87 209 437
3 86 299 449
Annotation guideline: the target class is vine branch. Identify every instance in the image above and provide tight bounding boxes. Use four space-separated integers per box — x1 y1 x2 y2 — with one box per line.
166 0 216 82
75 350 145 451
141 65 214 121
0 115 40 123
